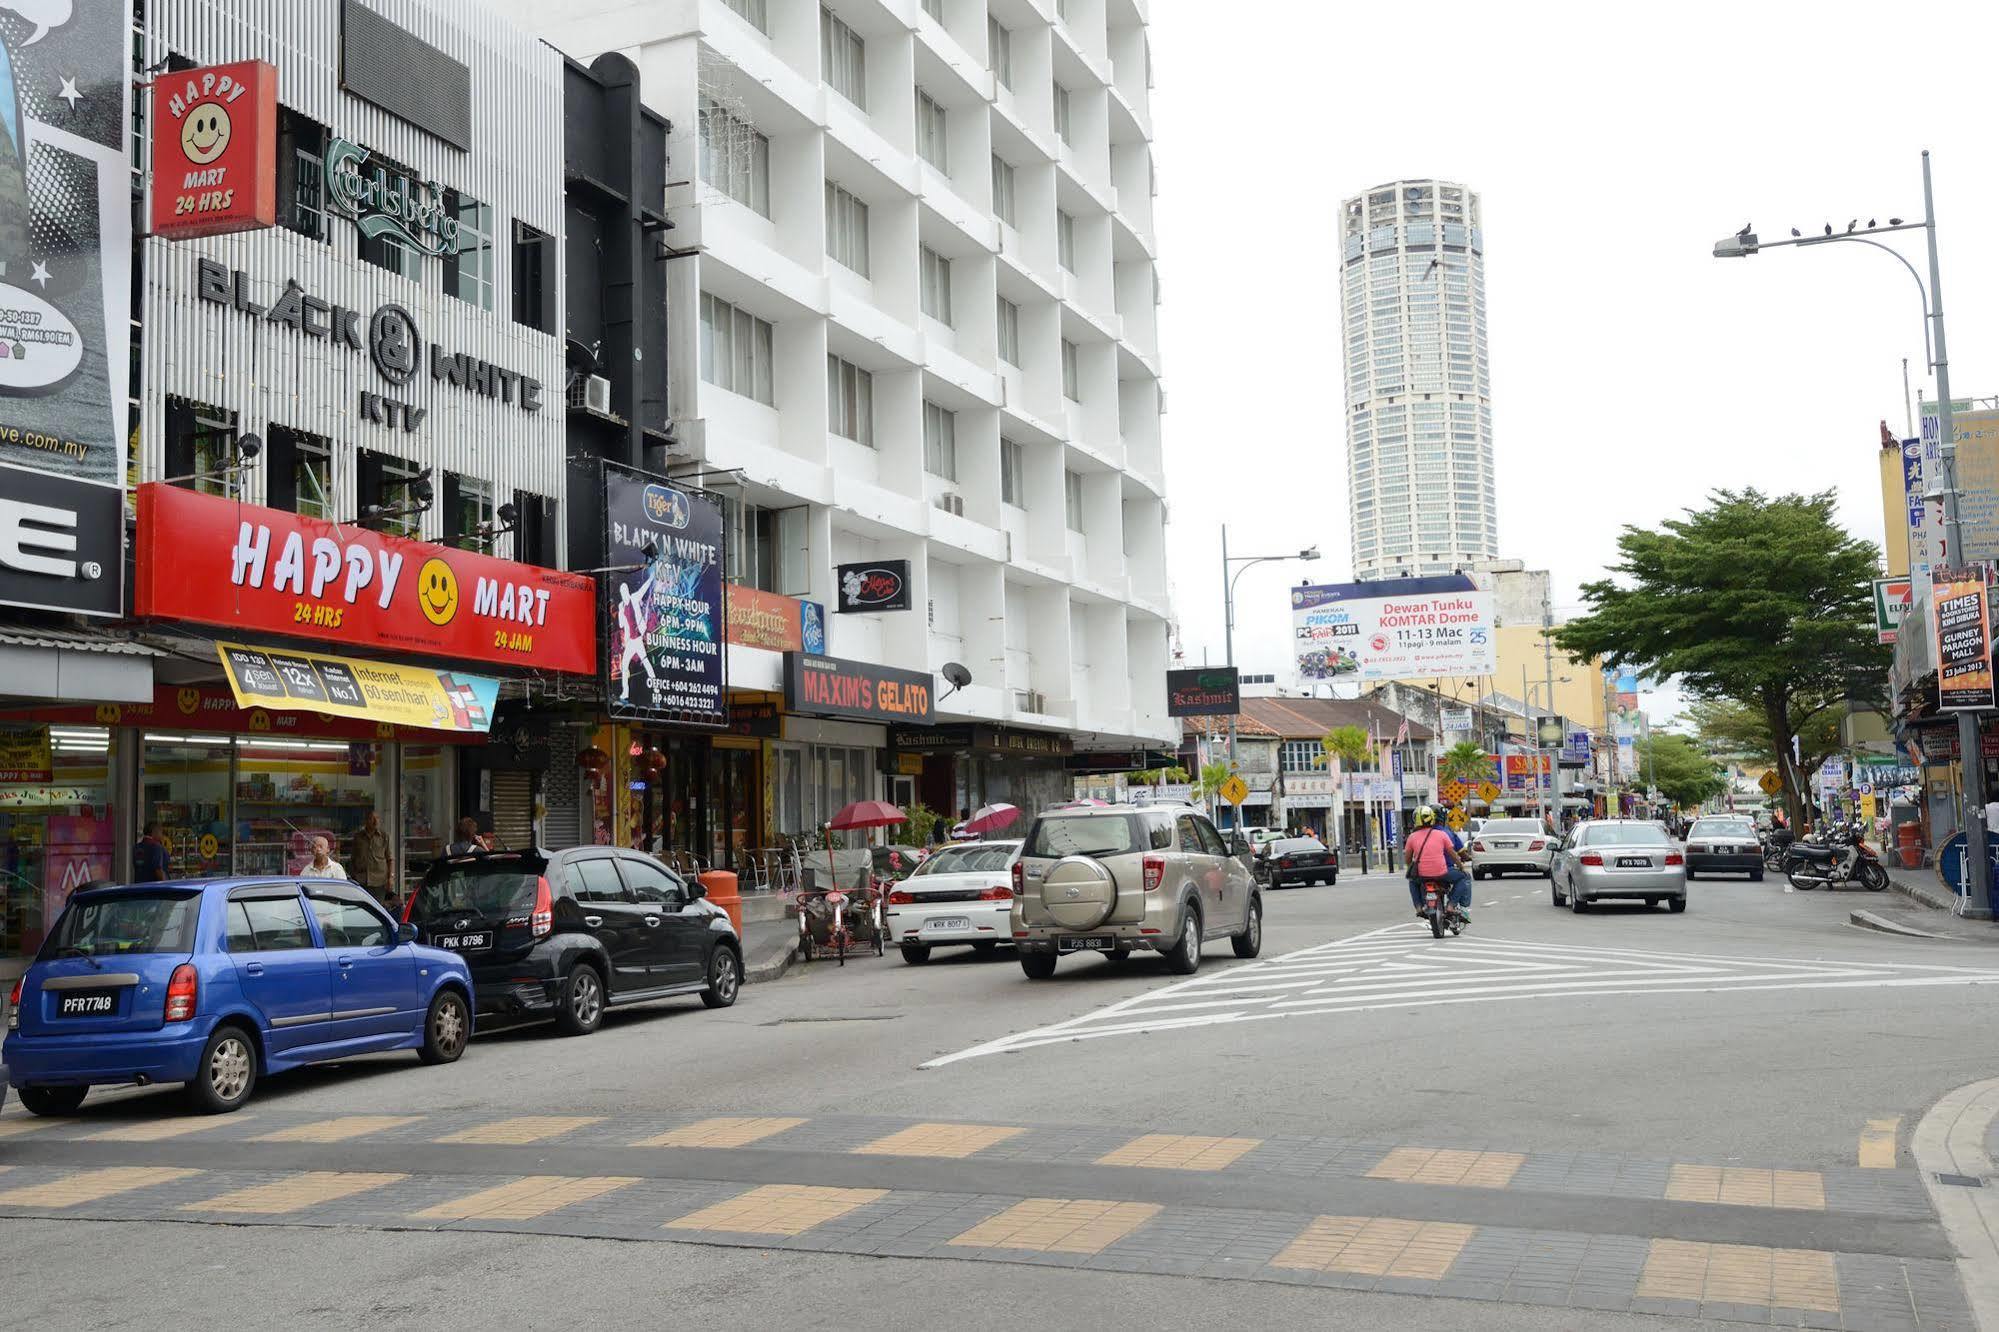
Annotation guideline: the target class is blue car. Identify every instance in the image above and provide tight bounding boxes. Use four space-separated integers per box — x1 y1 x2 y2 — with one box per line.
4 878 474 1115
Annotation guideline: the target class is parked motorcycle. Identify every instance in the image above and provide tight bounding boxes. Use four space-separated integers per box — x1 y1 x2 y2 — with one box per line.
1785 825 1888 891
1419 878 1468 939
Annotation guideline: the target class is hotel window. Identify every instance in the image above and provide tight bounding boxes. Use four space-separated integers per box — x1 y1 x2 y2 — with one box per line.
1057 210 1076 272
990 154 1015 225
996 296 1020 366
827 353 874 446
277 107 327 242
699 96 770 216
360 230 421 282
1052 83 1072 145
723 0 767 31
919 246 953 326
1064 469 1085 531
915 88 948 172
1281 741 1323 773
1000 438 1025 507
921 0 942 20
821 6 866 109
357 450 425 539
923 401 957 481
512 220 553 333
443 192 494 311
1061 338 1080 400
443 473 495 547
824 180 871 276
988 17 1012 88
700 294 775 405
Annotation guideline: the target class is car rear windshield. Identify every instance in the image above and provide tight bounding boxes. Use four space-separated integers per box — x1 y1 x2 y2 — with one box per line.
412 859 543 920
1484 820 1543 835
1271 838 1324 855
1581 825 1670 847
41 891 201 959
1025 813 1145 859
918 843 1020 875
1691 820 1753 838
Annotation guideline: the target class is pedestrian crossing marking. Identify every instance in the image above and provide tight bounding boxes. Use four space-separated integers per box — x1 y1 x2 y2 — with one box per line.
88 1116 252 1143
925 921 1999 1066
0 1118 59 1140
1665 1165 1825 1211
1271 1215 1476 1279
186 1171 407 1215
1367 1147 1524 1190
414 1175 638 1221
1636 1238 1838 1313
255 1115 421 1143
667 1184 886 1237
634 1117 806 1149
1859 1117 1901 1168
0 1166 200 1208
854 1122 1024 1159
435 1115 602 1145
948 1198 1161 1254
1095 1133 1261 1172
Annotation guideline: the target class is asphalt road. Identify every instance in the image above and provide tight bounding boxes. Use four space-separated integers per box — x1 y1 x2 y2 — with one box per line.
3 868 1992 1328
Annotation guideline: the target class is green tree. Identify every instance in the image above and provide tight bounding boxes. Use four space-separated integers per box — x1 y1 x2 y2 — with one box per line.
900 802 943 847
1132 765 1190 787
1685 694 1847 787
1320 724 1371 771
1634 732 1728 809
1553 490 1886 826
1437 740 1496 786
1193 760 1235 803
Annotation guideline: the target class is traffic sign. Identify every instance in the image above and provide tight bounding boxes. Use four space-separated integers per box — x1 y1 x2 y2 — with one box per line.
1446 808 1467 831
1758 770 1783 796
1476 781 1501 804
1218 774 1249 806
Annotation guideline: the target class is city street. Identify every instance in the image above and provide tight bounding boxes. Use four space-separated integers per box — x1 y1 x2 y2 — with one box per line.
3 872 1991 1329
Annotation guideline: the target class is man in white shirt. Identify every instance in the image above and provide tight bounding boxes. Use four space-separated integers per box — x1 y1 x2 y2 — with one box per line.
300 835 346 880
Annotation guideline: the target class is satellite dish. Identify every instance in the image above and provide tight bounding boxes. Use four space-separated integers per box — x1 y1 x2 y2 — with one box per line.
939 662 972 701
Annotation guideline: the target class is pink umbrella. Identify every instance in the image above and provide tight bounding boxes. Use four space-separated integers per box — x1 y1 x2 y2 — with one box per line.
961 802 1021 835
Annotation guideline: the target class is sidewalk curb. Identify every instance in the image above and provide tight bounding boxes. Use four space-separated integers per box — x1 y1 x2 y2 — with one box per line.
745 942 799 986
1911 1077 1999 1331
1849 909 1947 939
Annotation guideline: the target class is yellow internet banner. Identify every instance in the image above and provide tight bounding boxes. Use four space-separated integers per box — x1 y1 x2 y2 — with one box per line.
215 643 501 734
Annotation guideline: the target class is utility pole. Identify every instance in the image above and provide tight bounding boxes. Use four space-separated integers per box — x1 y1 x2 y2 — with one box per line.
1221 524 1237 770
1543 591 1564 828
1523 664 1543 820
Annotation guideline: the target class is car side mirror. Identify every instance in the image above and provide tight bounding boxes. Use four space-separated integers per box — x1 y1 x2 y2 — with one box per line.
397 921 419 944
687 881 707 900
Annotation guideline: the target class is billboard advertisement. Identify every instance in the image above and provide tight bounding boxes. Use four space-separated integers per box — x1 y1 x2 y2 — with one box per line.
149 61 279 239
0 2 132 613
1290 575 1494 682
1932 566 1994 711
1872 577 1912 646
604 465 727 724
1166 667 1239 717
217 642 499 734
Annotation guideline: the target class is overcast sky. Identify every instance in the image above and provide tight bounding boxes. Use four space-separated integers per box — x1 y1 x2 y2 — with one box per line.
1149 1 1999 725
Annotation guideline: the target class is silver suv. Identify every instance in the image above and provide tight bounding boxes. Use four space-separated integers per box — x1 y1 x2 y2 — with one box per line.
1010 803 1262 979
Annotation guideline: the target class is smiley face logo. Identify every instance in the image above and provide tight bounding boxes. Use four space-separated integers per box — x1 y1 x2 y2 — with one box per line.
176 687 201 715
417 557 460 626
181 100 232 165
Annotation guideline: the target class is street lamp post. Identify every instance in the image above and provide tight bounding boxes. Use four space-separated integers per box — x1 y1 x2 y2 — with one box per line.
1220 525 1321 769
1714 150 1989 916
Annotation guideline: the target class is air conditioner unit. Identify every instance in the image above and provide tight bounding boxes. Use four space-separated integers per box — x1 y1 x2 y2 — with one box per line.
1016 689 1046 714
935 492 966 517
581 375 612 416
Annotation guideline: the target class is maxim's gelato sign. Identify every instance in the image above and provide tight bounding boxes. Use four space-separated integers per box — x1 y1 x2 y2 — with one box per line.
325 138 461 258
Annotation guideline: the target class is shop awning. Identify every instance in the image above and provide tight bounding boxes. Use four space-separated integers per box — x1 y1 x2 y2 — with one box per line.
0 628 159 704
216 642 500 734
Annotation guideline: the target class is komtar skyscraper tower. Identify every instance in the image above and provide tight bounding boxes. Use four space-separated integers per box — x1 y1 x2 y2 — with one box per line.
1340 180 1496 580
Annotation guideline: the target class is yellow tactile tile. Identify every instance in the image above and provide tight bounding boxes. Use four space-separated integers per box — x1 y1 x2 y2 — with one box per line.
186 1171 407 1215
855 1122 1024 1159
667 1184 886 1236
948 1198 1162 1254
435 1116 603 1145
1095 1133 1261 1172
1272 1215 1477 1279
1859 1118 1901 1169
1665 1165 1826 1211
1637 1238 1838 1313
1366 1146 1525 1190
633 1117 807 1149
254 1115 422 1143
88 1116 252 1143
414 1175 638 1221
0 1166 200 1208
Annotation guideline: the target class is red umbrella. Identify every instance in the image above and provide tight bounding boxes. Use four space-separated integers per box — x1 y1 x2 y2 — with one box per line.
961 802 1021 835
824 801 907 892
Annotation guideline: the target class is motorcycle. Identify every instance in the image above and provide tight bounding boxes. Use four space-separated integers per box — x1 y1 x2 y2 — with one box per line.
1762 826 1797 871
1419 878 1468 938
1785 825 1888 892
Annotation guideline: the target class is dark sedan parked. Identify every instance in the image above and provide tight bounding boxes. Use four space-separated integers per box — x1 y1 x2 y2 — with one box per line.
1262 836 1337 888
405 847 742 1037
1684 817 1764 881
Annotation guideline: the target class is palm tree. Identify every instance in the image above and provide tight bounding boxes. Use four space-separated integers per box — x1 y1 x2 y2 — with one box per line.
1194 760 1235 803
1438 740 1494 787
1320 725 1370 771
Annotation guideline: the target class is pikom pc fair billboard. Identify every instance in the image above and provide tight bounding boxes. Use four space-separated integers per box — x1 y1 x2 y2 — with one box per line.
1291 575 1496 683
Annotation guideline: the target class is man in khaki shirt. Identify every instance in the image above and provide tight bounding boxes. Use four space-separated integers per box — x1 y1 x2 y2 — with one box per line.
350 811 393 906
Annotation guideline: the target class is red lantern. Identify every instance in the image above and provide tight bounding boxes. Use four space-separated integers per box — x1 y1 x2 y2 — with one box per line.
644 747 668 775
577 746 610 772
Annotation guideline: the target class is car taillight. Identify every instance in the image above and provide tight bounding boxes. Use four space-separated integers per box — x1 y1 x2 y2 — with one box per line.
1528 840 1545 851
531 876 553 938
1142 854 1164 891
164 964 198 1023
1277 858 1292 870
979 885 1014 901
887 890 914 905
1664 852 1684 866
1011 861 1025 893
1471 841 1486 852
6 977 19 1030
1579 852 1604 866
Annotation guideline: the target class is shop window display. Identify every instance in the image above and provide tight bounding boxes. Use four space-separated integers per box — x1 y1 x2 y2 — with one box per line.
142 733 235 879
1 725 115 965
400 745 452 892
233 738 387 876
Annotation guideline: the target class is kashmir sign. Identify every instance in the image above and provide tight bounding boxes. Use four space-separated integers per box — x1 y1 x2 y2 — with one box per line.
1165 667 1239 717
1931 566 1995 711
605 465 728 724
1291 575 1495 682
150 61 279 239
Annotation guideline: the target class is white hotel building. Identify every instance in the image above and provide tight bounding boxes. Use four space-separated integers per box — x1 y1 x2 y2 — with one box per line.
513 0 1176 799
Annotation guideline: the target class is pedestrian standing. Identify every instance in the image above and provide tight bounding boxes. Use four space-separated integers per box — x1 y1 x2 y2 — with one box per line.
350 810 393 907
446 817 487 856
300 835 346 880
133 821 170 883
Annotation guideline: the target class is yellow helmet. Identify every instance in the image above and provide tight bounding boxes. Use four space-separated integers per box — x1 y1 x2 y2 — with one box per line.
1415 805 1436 826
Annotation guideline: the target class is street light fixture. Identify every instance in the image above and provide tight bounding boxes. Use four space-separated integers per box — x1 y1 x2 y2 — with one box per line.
1220 527 1321 766
1712 149 1990 917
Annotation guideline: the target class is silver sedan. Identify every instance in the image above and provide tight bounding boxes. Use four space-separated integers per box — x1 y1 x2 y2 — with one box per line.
1550 820 1688 914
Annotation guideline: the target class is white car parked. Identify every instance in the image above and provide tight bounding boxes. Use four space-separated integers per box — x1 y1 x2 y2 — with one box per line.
884 839 1023 964
1468 817 1556 879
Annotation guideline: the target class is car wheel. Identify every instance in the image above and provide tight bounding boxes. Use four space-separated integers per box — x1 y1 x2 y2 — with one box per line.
900 943 932 965
972 941 999 956
1020 953 1058 980
186 1024 257 1114
1570 885 1589 913
18 1085 88 1117
1165 905 1203 975
701 946 742 1009
1750 867 1764 882
554 963 605 1036
1232 895 1264 959
417 989 470 1065
1668 896 1688 913
1686 869 1699 881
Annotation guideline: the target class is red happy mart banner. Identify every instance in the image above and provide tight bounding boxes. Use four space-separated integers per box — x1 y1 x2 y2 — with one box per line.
133 484 597 674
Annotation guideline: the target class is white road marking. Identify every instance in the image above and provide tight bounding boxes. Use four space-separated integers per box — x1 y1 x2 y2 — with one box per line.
921 924 1999 1067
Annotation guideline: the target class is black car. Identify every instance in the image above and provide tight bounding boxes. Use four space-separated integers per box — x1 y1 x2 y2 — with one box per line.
405 847 741 1037
1262 836 1337 888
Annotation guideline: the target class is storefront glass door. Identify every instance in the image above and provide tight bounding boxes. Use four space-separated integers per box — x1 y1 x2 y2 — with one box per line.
1 725 115 965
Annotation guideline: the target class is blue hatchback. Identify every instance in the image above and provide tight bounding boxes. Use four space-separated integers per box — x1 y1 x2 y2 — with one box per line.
4 878 475 1115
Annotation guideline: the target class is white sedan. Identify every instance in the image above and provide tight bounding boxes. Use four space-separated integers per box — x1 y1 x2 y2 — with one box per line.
883 839 1023 964
1468 817 1556 879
